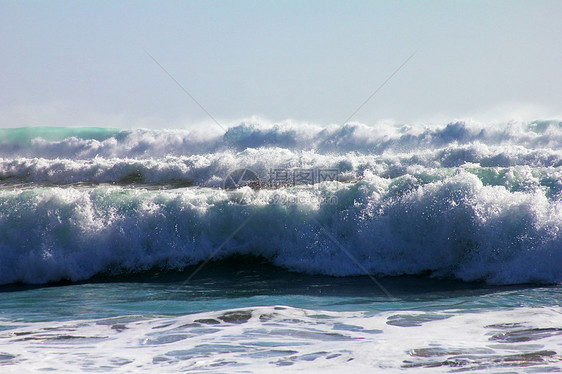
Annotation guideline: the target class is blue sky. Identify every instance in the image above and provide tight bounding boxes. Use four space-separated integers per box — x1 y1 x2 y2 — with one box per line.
1 0 561 128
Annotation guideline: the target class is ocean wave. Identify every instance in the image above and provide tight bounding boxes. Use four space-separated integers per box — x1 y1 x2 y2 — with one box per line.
1 151 562 192
1 120 561 189
0 120 561 285
0 120 561 159
0 171 560 285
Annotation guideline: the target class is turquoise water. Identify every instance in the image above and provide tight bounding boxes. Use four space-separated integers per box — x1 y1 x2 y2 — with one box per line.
0 126 121 144
1 263 561 323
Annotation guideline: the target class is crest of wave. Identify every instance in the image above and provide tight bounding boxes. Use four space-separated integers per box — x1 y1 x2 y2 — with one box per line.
0 118 560 159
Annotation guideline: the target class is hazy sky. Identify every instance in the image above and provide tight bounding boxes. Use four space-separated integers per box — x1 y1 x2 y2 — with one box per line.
1 0 561 129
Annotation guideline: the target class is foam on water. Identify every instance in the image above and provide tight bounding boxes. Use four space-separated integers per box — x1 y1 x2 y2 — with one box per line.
0 305 560 372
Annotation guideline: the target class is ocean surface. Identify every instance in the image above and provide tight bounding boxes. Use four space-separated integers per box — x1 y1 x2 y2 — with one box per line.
0 120 561 372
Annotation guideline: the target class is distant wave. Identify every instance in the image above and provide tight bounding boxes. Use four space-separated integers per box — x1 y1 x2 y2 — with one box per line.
1 120 561 188
0 120 561 285
0 120 561 159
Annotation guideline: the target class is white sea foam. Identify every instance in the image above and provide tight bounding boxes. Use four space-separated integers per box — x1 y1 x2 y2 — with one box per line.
0 305 560 372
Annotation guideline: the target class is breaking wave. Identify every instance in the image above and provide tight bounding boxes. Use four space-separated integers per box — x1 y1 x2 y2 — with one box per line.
0 119 561 285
